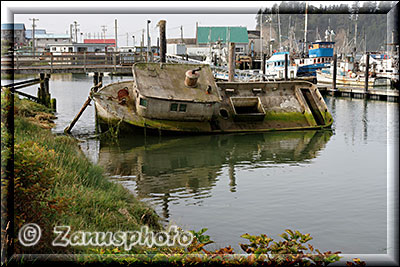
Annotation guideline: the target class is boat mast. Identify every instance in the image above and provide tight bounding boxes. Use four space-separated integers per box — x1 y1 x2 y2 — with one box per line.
304 1 308 56
278 7 282 51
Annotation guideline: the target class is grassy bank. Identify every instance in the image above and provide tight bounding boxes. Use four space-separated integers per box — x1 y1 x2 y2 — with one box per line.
2 93 363 266
5 94 161 255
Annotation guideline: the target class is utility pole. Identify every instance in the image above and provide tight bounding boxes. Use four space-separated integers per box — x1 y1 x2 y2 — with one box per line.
29 18 38 54
132 36 135 47
180 25 183 43
278 8 281 51
304 1 308 55
269 11 272 56
260 9 263 59
101 25 107 42
126 33 129 46
147 20 151 62
141 29 144 50
70 24 73 41
74 21 79 43
115 19 118 51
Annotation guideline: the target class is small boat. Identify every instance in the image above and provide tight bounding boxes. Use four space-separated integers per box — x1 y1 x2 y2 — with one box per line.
264 51 298 80
93 63 333 135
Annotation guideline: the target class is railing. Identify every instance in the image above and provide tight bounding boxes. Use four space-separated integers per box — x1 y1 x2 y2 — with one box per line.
2 51 275 82
1 51 150 71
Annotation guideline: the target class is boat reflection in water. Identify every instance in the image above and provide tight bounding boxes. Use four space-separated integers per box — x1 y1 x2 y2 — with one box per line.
98 130 332 221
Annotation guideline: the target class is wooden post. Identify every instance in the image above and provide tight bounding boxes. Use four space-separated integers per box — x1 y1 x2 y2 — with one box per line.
16 52 19 70
159 20 166 63
284 53 288 81
38 73 45 104
113 52 116 72
93 72 99 86
64 82 102 134
332 53 337 92
1 86 14 264
99 72 103 85
84 52 87 73
262 53 265 75
44 74 51 107
364 52 369 94
262 54 267 81
228 42 235 82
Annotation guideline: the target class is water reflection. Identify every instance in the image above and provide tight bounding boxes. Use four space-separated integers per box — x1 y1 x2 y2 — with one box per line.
98 130 332 221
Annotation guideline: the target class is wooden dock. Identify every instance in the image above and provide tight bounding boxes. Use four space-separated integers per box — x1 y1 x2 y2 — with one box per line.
1 52 144 75
317 85 399 102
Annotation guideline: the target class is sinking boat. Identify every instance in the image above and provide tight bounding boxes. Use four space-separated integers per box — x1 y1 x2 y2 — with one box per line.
93 63 333 134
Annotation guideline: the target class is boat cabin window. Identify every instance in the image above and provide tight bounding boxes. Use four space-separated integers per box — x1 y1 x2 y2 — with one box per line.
139 98 147 107
170 103 178 111
179 104 187 112
170 103 186 112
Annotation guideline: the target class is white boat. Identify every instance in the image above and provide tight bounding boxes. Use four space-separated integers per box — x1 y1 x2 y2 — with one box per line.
265 52 298 80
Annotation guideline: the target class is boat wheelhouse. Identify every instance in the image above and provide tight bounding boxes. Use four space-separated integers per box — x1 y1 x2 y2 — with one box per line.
265 52 298 80
295 41 335 77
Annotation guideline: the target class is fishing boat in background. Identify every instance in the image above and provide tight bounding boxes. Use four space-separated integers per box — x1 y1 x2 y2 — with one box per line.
294 40 335 81
264 51 298 80
93 62 333 135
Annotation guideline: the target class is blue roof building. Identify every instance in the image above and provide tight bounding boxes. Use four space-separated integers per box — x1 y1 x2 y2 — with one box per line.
1 23 25 31
25 29 47 39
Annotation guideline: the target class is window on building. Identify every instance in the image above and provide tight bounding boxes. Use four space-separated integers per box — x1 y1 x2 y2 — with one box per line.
179 104 187 112
55 39 58 42
170 103 178 111
139 98 147 107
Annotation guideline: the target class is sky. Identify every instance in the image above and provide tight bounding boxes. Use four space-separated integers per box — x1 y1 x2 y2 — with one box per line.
2 1 366 47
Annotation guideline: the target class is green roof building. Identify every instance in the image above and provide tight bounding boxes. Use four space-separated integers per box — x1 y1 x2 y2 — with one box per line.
196 26 249 45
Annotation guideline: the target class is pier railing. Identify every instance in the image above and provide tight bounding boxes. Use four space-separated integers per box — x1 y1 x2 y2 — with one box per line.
1 51 150 74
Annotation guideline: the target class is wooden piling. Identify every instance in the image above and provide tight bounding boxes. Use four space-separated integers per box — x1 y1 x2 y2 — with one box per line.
93 72 99 86
99 72 103 85
364 52 369 94
51 98 57 112
44 74 51 107
262 54 267 81
332 53 337 93
284 53 288 81
38 73 45 105
159 20 166 63
228 42 235 82
64 82 102 134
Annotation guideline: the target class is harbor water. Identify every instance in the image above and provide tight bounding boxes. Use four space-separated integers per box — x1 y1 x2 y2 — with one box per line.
10 73 398 255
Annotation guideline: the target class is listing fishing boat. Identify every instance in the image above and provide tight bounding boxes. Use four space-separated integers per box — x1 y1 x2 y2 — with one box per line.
92 62 333 135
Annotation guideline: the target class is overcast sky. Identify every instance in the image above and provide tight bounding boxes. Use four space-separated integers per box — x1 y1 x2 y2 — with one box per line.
2 1 365 47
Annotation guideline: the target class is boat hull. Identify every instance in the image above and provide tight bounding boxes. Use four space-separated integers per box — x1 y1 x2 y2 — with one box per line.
93 79 333 135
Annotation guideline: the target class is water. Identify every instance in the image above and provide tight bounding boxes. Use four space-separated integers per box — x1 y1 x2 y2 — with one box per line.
8 74 398 255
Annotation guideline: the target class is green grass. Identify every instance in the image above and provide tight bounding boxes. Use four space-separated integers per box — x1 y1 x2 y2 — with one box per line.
7 95 161 254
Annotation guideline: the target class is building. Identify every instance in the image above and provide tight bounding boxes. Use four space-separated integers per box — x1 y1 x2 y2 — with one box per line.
25 29 47 39
196 26 249 55
1 23 26 48
84 39 116 51
247 30 261 57
48 43 109 53
33 33 72 52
